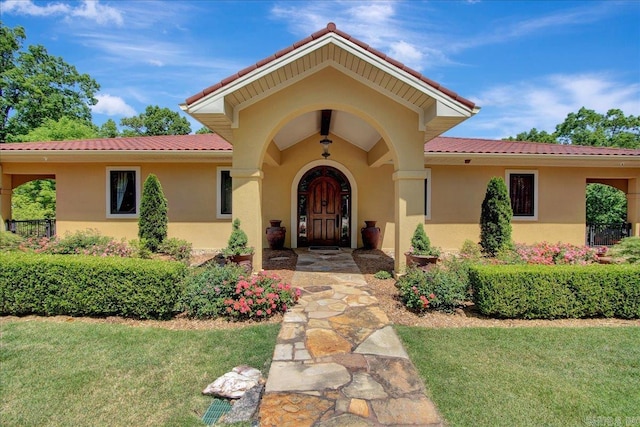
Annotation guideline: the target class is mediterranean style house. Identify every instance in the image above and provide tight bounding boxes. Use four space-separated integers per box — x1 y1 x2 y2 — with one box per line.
1 23 639 272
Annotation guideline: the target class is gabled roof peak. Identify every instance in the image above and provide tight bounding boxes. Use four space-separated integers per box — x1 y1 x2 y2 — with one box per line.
185 22 475 110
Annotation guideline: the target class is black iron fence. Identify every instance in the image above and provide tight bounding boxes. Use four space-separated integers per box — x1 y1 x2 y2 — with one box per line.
586 223 632 247
5 219 56 239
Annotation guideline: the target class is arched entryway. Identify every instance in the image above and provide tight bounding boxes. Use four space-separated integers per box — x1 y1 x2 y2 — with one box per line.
294 165 353 247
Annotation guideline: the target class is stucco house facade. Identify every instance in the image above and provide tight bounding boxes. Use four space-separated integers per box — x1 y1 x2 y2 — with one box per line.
1 23 639 272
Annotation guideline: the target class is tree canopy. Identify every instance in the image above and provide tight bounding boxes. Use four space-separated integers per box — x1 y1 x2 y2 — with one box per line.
120 105 191 136
15 116 98 142
0 22 100 142
505 107 640 149
586 184 627 224
98 119 119 138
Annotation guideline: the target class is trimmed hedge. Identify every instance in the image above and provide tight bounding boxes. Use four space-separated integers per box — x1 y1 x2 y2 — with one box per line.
0 253 187 319
470 264 640 319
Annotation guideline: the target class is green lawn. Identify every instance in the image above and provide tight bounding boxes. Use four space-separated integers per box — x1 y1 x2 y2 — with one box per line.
0 320 279 427
397 326 640 427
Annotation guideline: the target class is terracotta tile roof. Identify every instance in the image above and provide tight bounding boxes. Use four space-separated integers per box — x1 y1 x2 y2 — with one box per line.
0 133 232 151
426 137 640 156
2 134 637 158
185 23 476 110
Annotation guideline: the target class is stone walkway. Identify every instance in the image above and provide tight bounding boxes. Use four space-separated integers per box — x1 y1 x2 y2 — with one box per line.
258 248 443 426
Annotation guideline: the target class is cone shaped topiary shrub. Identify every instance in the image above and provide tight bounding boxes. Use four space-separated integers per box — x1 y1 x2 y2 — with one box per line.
223 219 253 256
410 223 440 256
138 174 168 252
480 177 513 256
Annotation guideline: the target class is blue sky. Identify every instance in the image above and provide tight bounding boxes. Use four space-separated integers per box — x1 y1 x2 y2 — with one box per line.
2 0 639 139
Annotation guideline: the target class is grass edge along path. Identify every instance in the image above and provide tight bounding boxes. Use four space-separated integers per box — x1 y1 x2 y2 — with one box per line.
396 326 640 427
0 319 279 427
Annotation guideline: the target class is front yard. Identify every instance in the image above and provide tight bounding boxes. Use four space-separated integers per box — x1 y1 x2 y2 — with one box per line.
397 326 640 427
2 317 638 427
0 318 279 426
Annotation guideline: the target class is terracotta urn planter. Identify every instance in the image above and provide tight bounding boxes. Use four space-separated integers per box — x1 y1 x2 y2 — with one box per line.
405 253 439 271
361 220 380 250
266 220 286 250
226 253 253 273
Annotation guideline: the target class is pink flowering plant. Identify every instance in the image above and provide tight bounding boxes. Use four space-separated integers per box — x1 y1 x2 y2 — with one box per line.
181 263 300 320
224 273 301 319
504 242 599 265
19 229 132 257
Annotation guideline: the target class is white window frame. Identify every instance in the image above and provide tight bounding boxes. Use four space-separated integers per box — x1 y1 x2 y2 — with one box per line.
506 169 538 221
424 168 432 220
217 167 232 219
106 166 141 219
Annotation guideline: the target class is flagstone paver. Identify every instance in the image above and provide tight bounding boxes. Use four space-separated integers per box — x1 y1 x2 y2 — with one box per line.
259 248 444 426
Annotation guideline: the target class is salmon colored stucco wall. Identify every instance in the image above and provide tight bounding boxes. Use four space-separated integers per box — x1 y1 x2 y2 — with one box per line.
3 159 638 257
2 162 232 250
425 164 640 251
262 134 395 250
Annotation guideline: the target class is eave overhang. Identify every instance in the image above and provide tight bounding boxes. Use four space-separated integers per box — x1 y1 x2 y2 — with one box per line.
425 152 640 168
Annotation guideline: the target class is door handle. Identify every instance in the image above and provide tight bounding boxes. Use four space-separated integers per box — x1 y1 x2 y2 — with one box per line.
336 215 339 226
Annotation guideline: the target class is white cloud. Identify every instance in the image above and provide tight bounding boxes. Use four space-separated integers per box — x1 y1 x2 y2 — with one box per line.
1 0 70 15
389 41 422 67
466 73 640 138
1 0 123 26
92 94 136 116
70 0 124 26
450 2 616 52
270 0 446 71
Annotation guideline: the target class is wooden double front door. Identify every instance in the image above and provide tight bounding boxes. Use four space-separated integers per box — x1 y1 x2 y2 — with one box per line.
298 166 350 247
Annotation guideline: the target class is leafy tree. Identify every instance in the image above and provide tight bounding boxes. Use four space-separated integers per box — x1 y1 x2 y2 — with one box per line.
0 22 99 142
120 105 191 136
508 107 639 149
195 126 212 134
503 128 555 143
555 108 640 148
15 116 98 142
98 119 119 138
138 174 168 252
586 184 627 224
11 179 56 219
480 177 513 256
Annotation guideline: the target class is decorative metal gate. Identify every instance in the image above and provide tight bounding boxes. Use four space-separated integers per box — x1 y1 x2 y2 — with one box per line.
586 223 632 246
5 219 56 238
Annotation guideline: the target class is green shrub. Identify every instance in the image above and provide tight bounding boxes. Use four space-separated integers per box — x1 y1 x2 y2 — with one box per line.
396 258 470 313
0 231 24 251
609 237 640 264
0 252 187 319
223 219 253 256
409 223 440 257
374 270 393 280
480 177 513 256
181 263 245 318
470 264 640 319
158 237 193 264
138 174 168 252
180 263 299 319
129 238 152 259
459 239 483 262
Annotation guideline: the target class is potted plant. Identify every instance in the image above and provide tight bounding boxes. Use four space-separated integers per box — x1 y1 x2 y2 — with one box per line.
223 219 254 272
405 223 440 270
